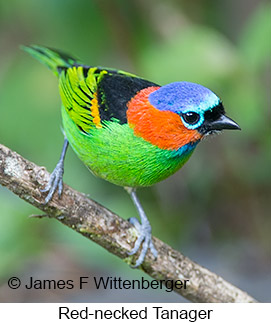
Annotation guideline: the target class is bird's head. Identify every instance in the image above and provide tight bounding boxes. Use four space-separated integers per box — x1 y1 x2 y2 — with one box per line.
149 82 240 135
127 82 240 152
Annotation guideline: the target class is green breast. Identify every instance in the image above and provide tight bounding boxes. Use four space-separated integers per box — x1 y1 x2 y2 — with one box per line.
61 105 196 187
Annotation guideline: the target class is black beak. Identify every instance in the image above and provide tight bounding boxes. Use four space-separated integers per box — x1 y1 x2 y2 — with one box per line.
201 114 241 133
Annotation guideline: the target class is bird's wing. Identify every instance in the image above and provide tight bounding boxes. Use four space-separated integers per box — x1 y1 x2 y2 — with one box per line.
59 66 158 134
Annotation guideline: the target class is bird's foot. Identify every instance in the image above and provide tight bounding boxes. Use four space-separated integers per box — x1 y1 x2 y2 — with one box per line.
128 217 158 268
41 161 64 204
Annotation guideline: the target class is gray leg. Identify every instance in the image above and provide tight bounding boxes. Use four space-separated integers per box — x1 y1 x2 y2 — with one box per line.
41 138 69 204
126 188 158 267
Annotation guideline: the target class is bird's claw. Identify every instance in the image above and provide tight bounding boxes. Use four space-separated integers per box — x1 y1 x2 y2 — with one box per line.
41 161 64 204
128 217 158 268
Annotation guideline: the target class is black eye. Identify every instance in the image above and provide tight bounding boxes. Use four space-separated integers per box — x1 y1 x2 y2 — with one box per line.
182 112 200 125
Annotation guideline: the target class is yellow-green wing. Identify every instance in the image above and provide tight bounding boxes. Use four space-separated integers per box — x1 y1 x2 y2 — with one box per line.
59 66 105 133
23 45 158 133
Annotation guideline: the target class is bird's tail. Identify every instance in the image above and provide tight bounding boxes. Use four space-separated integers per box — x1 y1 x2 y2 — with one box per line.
22 45 80 76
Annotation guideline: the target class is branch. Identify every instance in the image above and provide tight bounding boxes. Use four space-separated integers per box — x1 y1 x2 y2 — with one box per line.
0 143 257 303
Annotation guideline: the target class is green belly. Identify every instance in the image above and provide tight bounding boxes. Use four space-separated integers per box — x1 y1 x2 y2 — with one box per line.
61 105 196 187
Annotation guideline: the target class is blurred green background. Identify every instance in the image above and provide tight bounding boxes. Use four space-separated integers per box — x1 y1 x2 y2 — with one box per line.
0 0 270 302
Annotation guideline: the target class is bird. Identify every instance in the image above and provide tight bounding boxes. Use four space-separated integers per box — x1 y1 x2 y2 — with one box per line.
23 45 240 268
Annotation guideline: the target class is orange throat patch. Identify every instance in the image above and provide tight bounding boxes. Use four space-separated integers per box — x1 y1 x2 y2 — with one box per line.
127 87 203 150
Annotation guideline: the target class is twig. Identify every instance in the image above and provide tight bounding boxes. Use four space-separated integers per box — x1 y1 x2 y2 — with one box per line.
0 143 257 302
